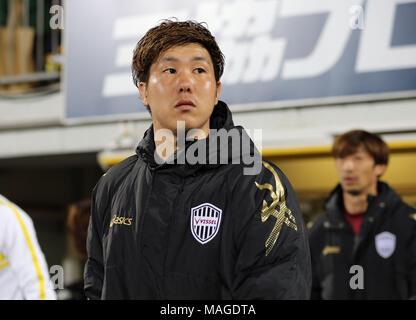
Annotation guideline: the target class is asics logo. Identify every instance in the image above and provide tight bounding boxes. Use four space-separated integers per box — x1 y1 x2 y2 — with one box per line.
110 215 133 227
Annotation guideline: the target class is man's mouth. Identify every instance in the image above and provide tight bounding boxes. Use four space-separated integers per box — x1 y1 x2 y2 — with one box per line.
343 177 356 185
175 100 195 111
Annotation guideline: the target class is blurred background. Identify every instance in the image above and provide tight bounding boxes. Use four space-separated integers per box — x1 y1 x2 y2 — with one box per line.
0 0 415 299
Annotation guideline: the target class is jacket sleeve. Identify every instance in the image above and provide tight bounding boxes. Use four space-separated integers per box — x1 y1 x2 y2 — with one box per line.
226 161 312 299
308 220 323 300
0 199 56 300
84 178 106 300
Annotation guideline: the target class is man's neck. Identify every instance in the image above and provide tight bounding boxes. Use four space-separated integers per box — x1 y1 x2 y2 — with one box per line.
343 192 368 215
153 123 210 162
154 133 177 162
342 186 377 215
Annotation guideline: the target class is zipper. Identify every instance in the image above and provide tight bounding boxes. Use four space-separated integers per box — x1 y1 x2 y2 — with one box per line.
137 167 163 299
351 215 375 262
161 176 186 298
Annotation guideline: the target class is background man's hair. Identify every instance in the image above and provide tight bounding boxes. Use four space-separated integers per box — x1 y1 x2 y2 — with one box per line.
332 129 389 165
132 19 225 87
66 198 91 258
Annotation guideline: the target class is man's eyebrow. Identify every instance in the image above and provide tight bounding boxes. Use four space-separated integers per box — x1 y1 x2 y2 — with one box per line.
160 56 179 62
159 56 210 63
192 56 210 63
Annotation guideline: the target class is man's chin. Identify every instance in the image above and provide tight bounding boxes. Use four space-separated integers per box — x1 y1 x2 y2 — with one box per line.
163 121 207 136
343 187 362 196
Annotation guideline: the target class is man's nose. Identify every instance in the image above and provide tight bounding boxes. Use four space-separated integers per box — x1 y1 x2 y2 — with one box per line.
179 86 191 93
342 159 354 170
177 71 193 93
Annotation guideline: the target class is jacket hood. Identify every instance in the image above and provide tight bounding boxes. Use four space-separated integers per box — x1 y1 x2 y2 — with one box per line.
136 100 261 175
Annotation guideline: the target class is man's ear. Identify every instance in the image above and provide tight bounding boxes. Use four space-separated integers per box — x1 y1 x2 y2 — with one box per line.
138 82 148 106
215 81 222 105
375 164 387 177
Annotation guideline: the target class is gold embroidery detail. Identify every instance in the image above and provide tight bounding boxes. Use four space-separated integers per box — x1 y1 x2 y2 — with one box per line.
322 246 341 256
110 215 133 227
410 213 416 221
255 161 297 256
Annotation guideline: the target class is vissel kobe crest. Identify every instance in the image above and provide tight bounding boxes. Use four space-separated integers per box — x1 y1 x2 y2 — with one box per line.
375 231 396 259
190 203 222 245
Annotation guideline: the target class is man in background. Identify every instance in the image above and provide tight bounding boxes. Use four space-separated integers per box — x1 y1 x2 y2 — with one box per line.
58 198 91 300
0 194 56 300
309 130 416 299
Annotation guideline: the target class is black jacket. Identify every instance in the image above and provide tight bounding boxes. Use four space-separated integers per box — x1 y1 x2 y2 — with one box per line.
308 182 416 299
84 101 311 299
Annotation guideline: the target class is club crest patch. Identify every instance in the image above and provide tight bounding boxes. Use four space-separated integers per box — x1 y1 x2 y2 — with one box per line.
375 231 396 259
190 203 222 245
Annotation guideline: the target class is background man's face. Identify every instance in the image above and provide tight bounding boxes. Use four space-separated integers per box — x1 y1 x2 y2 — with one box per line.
139 43 221 136
335 146 386 196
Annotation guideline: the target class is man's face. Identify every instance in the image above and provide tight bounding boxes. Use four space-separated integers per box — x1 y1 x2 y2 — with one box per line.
139 43 221 135
335 146 386 196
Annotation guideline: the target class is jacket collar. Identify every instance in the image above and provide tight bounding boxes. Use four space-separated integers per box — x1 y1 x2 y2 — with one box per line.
135 100 259 176
324 181 402 223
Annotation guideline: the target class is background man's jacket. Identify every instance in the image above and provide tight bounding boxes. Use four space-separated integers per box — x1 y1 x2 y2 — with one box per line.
309 182 416 299
84 101 311 299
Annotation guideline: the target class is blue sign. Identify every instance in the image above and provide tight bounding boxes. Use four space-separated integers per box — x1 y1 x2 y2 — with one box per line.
65 0 416 121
